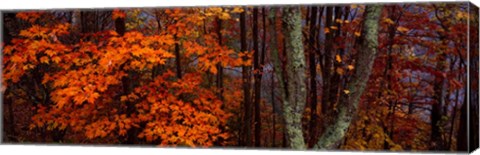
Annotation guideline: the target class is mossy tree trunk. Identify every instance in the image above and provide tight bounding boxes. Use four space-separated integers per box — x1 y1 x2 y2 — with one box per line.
314 4 383 149
281 6 307 149
269 7 287 148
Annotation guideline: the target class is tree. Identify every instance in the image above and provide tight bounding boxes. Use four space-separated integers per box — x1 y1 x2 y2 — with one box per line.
2 12 17 142
239 6 253 146
280 6 307 149
314 4 383 149
3 8 244 146
2 3 475 151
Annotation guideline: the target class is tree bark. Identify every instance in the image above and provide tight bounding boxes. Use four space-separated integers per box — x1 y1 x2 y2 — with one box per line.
281 6 307 149
448 79 460 149
252 7 262 147
271 69 276 147
321 6 334 115
307 6 319 148
467 5 479 151
458 6 480 150
216 18 223 100
114 11 139 144
2 12 16 142
430 52 447 150
81 10 112 34
325 7 343 113
240 7 253 147
314 4 383 149
457 96 468 151
268 8 282 148
174 34 182 79
114 13 126 36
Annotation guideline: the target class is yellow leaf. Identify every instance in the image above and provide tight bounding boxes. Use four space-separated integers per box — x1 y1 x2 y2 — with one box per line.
354 31 361 37
87 92 99 104
19 30 32 37
336 68 345 75
316 64 322 72
120 96 128 102
456 12 468 20
359 145 366 150
335 19 343 24
210 65 218 74
52 56 61 63
343 89 350 94
383 18 395 25
362 116 368 120
131 49 143 57
219 12 231 20
231 7 244 13
330 26 338 30
205 12 214 17
324 27 330 34
119 129 127 136
22 65 30 70
185 139 195 146
397 26 409 33
28 64 35 69
347 65 354 70
40 56 49 64
11 55 24 63
335 55 342 63
390 144 403 151
45 50 56 57
137 133 145 138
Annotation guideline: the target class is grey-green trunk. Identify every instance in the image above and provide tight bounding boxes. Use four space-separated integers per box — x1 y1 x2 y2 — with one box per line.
314 4 383 149
282 7 307 149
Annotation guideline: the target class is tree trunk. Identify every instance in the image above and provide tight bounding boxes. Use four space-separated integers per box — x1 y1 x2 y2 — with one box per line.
458 7 480 150
2 12 17 142
271 69 276 147
81 10 112 34
252 7 262 147
281 6 307 149
467 5 479 152
307 6 319 148
240 7 253 147
448 81 460 149
314 4 383 149
269 8 290 149
381 6 400 148
216 18 223 100
173 19 182 79
268 8 282 148
457 97 468 151
321 6 334 116
430 52 447 150
115 11 138 144
174 34 182 79
114 13 126 36
325 7 343 113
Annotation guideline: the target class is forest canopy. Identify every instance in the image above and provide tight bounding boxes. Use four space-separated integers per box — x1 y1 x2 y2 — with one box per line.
1 2 479 152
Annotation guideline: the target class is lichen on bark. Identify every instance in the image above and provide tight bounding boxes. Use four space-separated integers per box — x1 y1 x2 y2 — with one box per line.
281 6 307 150
314 4 383 150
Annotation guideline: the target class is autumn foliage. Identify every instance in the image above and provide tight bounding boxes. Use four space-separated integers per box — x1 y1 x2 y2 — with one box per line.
2 2 479 152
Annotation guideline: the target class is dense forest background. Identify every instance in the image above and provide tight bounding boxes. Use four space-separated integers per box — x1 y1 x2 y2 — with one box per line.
1 2 479 152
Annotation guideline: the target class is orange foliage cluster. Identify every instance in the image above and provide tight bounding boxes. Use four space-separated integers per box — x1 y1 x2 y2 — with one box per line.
3 7 246 146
